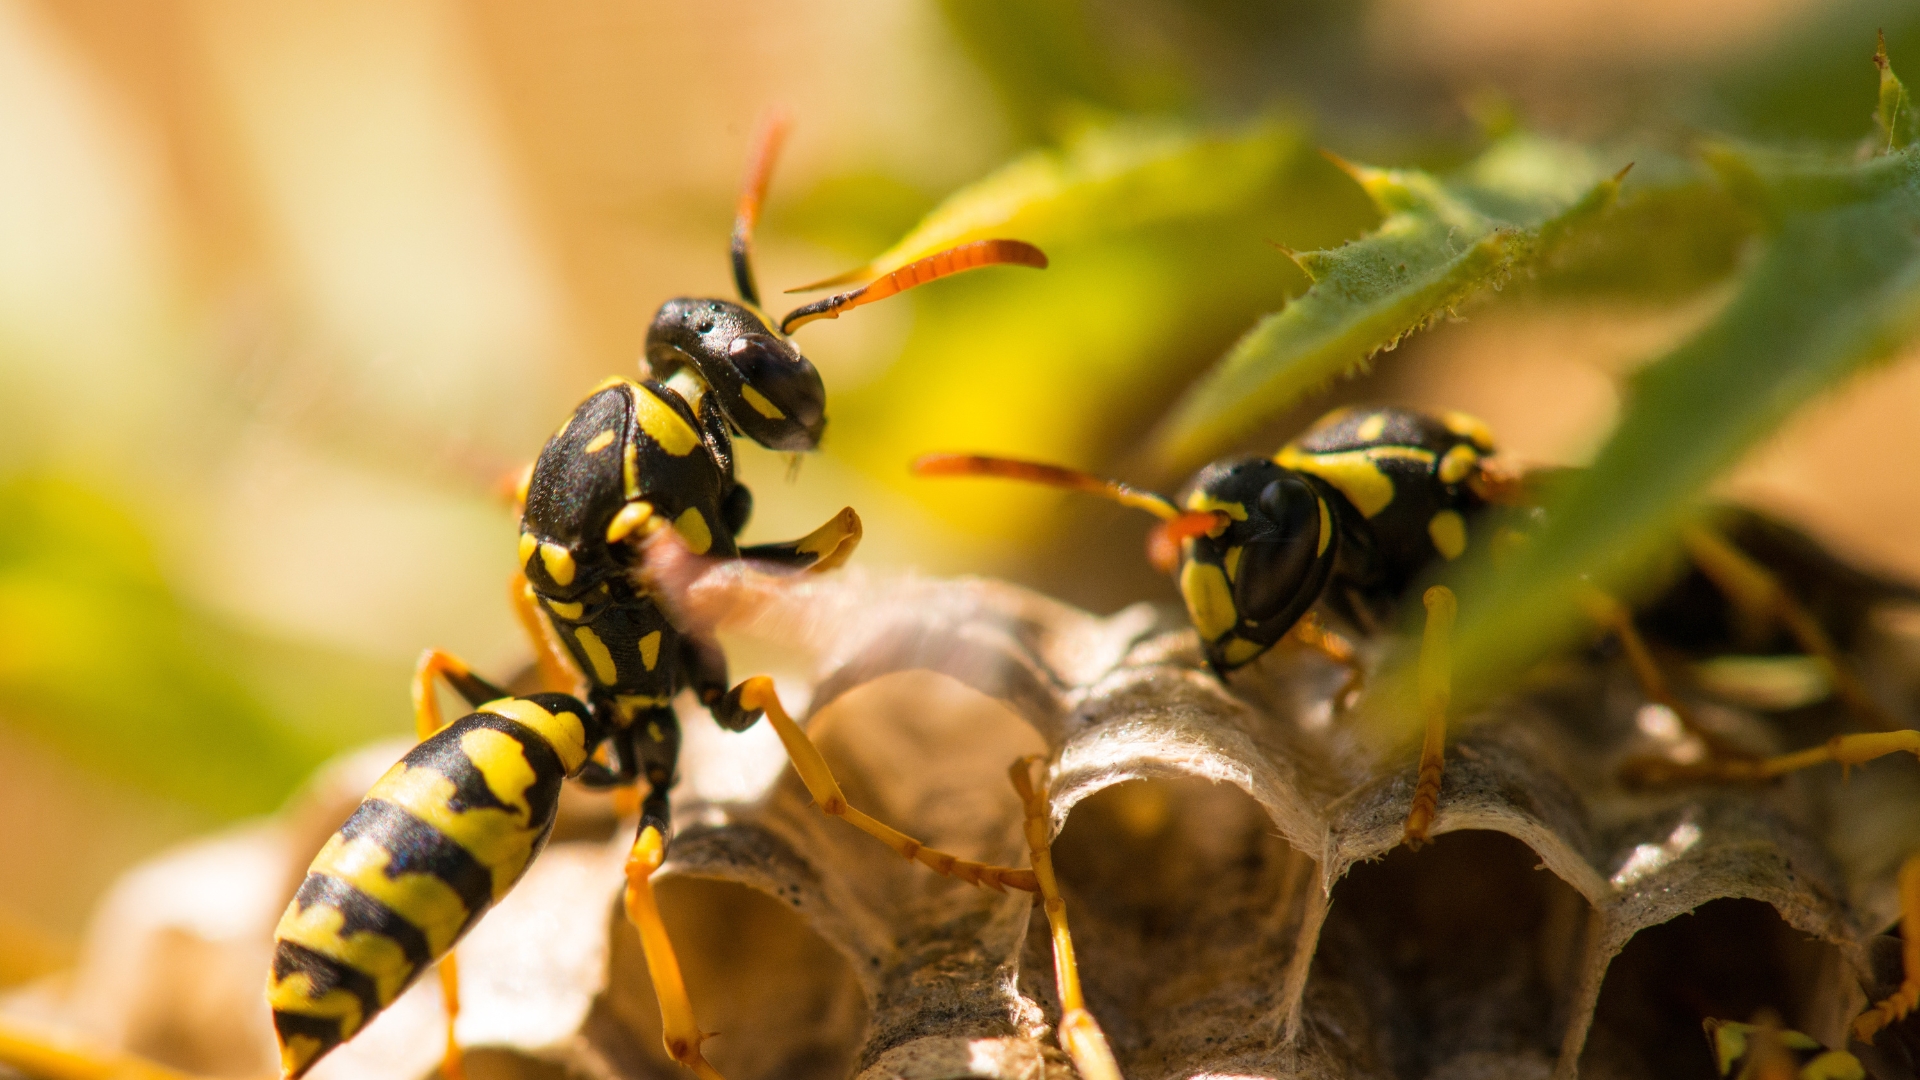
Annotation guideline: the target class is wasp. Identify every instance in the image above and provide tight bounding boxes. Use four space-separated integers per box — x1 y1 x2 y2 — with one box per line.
1703 1017 1864 1080
265 117 1049 1080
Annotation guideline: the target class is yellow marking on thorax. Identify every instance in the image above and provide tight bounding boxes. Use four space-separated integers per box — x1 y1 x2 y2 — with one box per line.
539 542 576 586
615 694 671 721
273 901 415 1007
546 599 584 620
1356 413 1388 441
740 384 786 419
1428 510 1467 560
479 697 590 773
1441 410 1496 452
571 625 619 685
647 721 665 742
1438 444 1478 485
606 501 656 544
674 506 713 554
1222 637 1265 667
1223 546 1243 582
623 438 639 499
459 727 539 818
1316 498 1332 556
518 531 537 568
511 464 532 508
308 834 469 956
584 430 617 454
630 383 701 457
266 973 364 1047
1277 446 1432 518
365 765 541 899
1179 560 1238 642
1183 492 1247 522
638 631 662 671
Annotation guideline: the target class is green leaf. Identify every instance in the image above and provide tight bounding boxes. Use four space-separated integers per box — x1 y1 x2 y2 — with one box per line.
1145 133 1627 473
1876 30 1917 153
1363 139 1920 750
803 116 1307 287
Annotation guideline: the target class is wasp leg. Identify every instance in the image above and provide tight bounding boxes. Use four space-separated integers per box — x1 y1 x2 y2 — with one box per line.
720 676 1039 892
1008 758 1121 1080
1576 586 1762 767
0 1018 200 1080
624 823 726 1080
737 506 863 573
1856 853 1920 1042
1403 586 1457 850
1624 728 1920 786
510 568 584 694
1682 524 1900 732
1286 611 1364 706
407 650 511 1080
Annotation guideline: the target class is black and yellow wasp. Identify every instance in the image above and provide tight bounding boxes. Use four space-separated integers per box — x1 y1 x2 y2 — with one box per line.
1703 1018 1864 1080
265 118 1048 1080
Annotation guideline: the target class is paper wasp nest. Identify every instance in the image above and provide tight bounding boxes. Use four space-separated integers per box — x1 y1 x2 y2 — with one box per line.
4 559 1919 1080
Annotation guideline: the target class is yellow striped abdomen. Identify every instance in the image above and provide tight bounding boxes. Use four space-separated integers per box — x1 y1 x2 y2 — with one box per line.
267 694 599 1078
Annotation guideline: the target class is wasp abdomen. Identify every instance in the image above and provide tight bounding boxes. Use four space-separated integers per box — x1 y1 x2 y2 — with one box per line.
267 695 598 1078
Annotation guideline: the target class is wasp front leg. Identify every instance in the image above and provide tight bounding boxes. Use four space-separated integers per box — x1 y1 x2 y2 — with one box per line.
737 506 862 573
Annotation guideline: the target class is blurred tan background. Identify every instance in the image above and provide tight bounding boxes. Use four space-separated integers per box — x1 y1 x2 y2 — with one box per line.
0 0 1911 989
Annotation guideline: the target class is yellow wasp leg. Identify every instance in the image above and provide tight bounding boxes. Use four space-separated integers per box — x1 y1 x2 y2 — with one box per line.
625 826 726 1080
1403 586 1456 850
509 568 585 695
1576 586 1758 763
1286 612 1364 705
1629 729 1920 785
0 1018 200 1080
1009 759 1121 1080
1856 853 1920 1042
729 677 1039 893
1682 524 1900 732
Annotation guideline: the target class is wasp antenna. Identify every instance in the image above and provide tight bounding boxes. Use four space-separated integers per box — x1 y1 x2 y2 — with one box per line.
780 239 1047 334
912 451 1180 521
1146 511 1230 573
731 109 793 308
784 265 872 294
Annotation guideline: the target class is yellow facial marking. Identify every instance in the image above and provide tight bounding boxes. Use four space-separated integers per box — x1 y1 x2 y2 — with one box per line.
1438 444 1478 485
1441 410 1496 452
517 531 537 568
267 974 364 1046
740 384 786 420
584 430 617 454
1179 560 1238 642
1316 498 1332 556
673 506 713 554
1356 413 1388 441
1183 492 1247 523
480 697 589 773
1428 510 1467 560
1222 637 1265 666
572 625 619 685
631 383 700 457
309 834 469 955
273 900 415 1007
1277 446 1432 518
539 542 576 586
460 727 538 819
1223 546 1243 583
546 599 584 620
638 631 662 671
606 501 657 544
365 765 539 898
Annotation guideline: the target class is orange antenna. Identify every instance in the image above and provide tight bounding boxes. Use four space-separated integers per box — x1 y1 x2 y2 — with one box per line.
731 110 792 307
780 240 1047 334
912 453 1226 573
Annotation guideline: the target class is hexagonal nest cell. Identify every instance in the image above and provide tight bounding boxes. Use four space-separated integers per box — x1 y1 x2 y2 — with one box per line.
4 553 1919 1080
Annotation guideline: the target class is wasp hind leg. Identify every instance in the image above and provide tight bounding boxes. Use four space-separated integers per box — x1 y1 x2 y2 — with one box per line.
1856 854 1920 1043
718 676 1039 892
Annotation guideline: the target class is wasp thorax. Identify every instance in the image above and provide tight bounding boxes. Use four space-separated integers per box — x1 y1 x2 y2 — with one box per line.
645 297 827 452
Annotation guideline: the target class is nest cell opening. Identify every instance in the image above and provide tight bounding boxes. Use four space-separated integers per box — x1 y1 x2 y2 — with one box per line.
1320 829 1592 1079
1579 898 1850 1080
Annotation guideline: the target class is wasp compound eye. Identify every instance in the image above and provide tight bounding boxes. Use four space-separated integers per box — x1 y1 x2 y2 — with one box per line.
722 335 827 451
1236 473 1327 624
